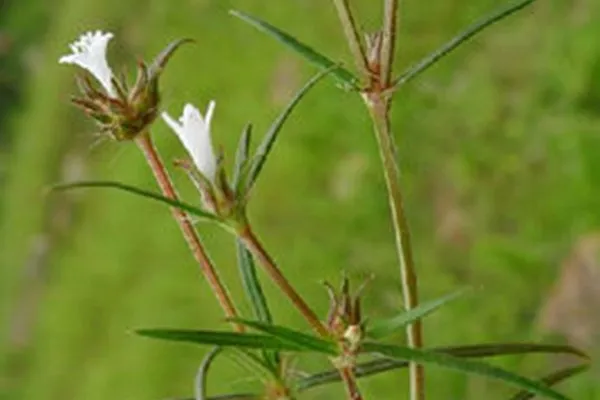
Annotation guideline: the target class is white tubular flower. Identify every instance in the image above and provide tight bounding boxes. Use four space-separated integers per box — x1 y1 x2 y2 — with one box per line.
162 102 218 183
59 31 116 96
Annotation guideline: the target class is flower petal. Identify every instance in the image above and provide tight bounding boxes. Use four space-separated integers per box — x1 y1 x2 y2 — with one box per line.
59 30 116 96
161 102 218 182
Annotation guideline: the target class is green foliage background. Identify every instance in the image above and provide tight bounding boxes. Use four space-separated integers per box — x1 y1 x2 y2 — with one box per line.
1 0 599 398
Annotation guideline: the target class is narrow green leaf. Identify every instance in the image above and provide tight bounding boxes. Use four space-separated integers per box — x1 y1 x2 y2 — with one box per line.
393 0 535 89
246 67 335 190
148 38 194 78
194 348 275 400
236 241 272 324
361 342 568 400
136 329 308 352
509 364 590 400
230 10 359 89
367 289 466 339
296 343 588 391
233 123 252 193
235 240 279 370
228 319 337 356
52 181 218 221
196 347 224 400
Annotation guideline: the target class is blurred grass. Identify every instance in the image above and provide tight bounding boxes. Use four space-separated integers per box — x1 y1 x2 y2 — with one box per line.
1 0 599 399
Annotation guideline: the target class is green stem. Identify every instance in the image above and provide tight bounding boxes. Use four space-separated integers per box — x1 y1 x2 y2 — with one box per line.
331 0 370 79
381 0 399 87
364 94 424 400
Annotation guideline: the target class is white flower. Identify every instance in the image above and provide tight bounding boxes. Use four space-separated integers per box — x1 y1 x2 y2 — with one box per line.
162 102 218 182
59 31 116 97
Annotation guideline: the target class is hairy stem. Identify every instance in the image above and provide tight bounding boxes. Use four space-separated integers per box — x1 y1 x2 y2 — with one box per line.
135 132 242 331
239 224 328 337
364 94 424 400
331 0 370 79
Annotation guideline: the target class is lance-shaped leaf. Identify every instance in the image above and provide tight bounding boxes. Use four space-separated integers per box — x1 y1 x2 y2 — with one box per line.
230 10 359 89
296 343 588 391
361 342 569 400
232 123 253 195
231 123 279 370
148 38 194 79
393 0 536 89
52 181 218 221
235 240 279 369
136 328 326 353
228 319 337 356
192 347 273 400
509 364 590 400
367 289 466 339
234 240 267 319
246 67 335 191
232 123 271 323
196 347 225 400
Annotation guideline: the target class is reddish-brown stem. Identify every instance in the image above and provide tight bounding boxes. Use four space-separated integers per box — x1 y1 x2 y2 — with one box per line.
339 366 363 400
238 224 328 338
135 132 242 331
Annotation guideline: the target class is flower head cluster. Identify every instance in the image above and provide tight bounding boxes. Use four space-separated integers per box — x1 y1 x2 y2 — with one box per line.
60 31 190 141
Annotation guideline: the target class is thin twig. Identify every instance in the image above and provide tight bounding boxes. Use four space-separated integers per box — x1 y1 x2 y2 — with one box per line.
238 224 329 338
135 132 242 332
331 0 370 79
392 0 535 89
339 366 363 400
364 94 424 400
380 0 399 87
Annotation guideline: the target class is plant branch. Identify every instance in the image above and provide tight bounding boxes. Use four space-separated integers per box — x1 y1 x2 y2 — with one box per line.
339 366 363 400
135 132 242 332
331 0 370 79
238 224 329 338
363 94 424 400
381 0 399 87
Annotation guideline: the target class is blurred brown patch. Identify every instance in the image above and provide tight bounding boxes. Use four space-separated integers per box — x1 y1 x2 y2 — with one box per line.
433 177 470 249
329 152 368 202
537 233 600 348
0 32 12 55
269 56 300 107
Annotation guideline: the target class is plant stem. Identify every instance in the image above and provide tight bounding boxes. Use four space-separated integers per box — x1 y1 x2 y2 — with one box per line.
364 94 424 400
331 0 370 79
339 366 363 400
381 0 399 87
238 224 329 338
135 132 242 331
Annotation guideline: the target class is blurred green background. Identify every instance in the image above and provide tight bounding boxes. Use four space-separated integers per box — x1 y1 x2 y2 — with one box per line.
1 0 599 399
